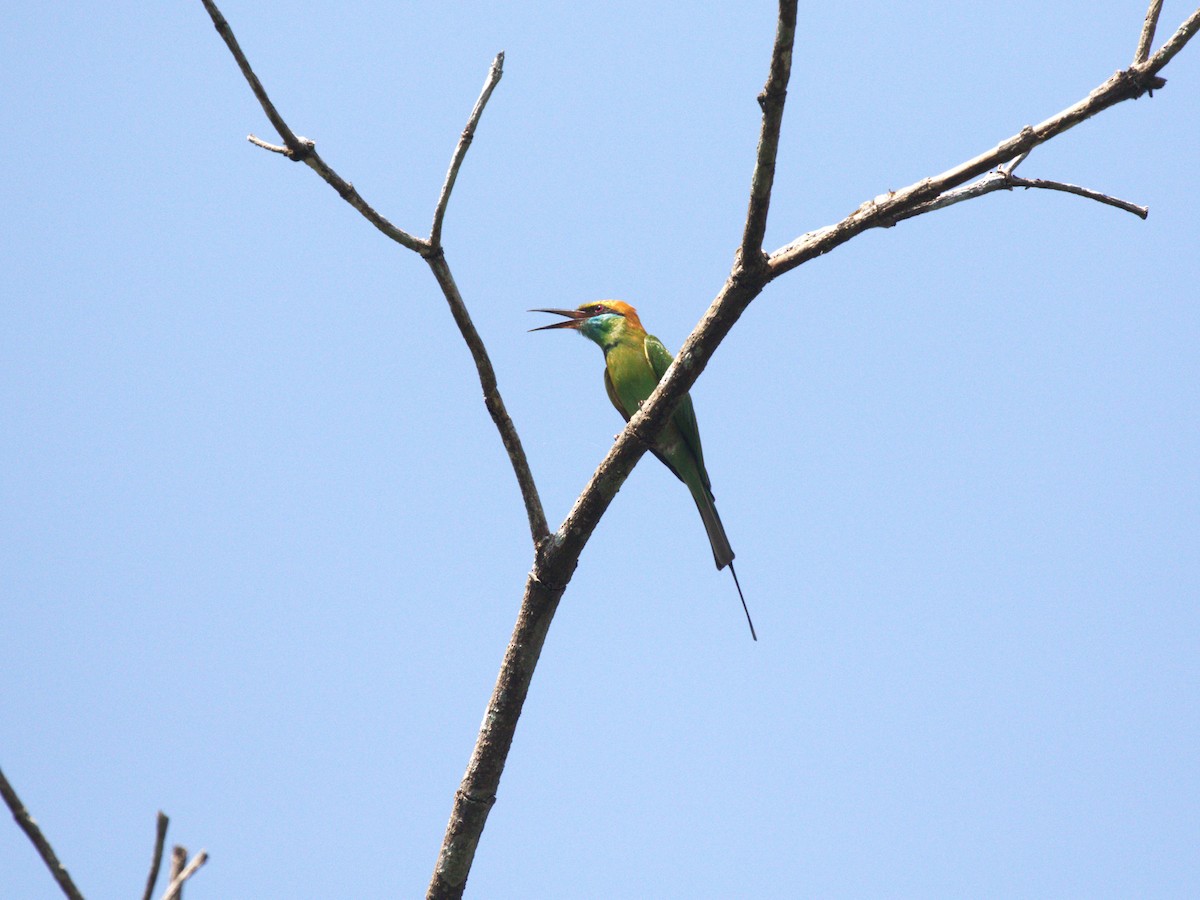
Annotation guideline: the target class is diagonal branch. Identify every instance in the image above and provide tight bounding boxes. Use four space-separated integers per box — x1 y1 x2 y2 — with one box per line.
197 0 549 545
431 52 506 249
0 766 85 900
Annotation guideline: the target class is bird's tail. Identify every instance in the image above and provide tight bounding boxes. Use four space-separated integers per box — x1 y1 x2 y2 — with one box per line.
692 486 758 641
691 485 734 569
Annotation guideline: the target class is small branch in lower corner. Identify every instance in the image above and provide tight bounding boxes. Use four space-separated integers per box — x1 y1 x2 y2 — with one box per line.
0 765 85 900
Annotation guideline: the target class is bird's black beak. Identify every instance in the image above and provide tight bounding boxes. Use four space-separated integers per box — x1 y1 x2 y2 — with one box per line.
528 308 587 332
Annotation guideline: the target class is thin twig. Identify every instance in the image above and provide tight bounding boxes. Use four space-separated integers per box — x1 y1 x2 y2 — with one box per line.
1136 0 1165 63
247 134 292 155
739 0 798 265
197 0 548 545
0 766 85 900
159 847 208 900
140 811 170 900
430 52 505 249
1007 175 1148 218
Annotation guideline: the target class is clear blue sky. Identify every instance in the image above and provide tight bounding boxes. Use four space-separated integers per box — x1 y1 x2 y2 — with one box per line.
3 2 1198 897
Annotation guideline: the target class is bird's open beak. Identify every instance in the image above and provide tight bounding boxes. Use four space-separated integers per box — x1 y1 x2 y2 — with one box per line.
528 308 587 332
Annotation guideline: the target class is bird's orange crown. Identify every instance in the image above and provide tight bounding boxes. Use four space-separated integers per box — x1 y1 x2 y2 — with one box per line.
594 300 643 331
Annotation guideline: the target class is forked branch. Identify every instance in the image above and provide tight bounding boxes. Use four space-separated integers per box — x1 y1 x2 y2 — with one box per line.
196 0 548 544
766 4 1200 279
187 2 1200 900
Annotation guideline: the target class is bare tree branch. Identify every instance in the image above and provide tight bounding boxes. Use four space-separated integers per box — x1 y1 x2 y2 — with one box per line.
431 52 506 249
246 134 291 155
159 846 208 900
739 0 798 265
196 0 549 545
888 169 1148 223
425 572 563 899
1005 175 1148 218
140 811 170 900
1136 0 1166 63
0 766 85 900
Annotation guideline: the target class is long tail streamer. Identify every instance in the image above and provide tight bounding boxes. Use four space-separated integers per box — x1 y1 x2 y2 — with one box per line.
728 562 757 641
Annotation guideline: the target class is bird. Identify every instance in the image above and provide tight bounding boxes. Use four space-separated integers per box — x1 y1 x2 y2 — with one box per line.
531 300 756 640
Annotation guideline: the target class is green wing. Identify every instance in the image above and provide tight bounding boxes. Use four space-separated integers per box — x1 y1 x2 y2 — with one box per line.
604 369 630 422
643 333 709 488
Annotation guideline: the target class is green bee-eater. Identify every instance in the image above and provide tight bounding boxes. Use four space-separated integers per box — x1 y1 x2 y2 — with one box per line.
532 301 756 640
